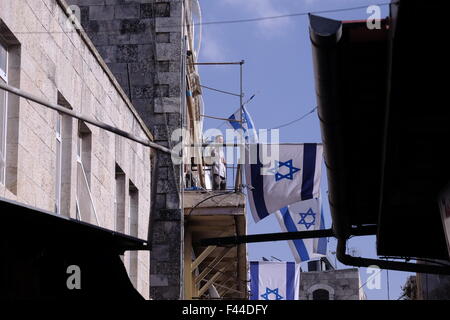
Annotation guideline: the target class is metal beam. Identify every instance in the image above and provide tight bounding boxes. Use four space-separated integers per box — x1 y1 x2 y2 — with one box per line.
199 225 377 246
200 114 242 122
336 237 450 275
200 228 334 246
0 82 175 156
190 62 243 65
200 85 242 97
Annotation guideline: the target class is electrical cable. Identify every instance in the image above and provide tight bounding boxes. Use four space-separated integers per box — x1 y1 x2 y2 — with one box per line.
187 191 238 216
14 2 393 34
215 93 257 130
270 106 317 129
200 84 241 97
195 2 392 27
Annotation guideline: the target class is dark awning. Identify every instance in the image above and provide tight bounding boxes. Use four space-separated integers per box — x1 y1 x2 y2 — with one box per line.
0 197 149 300
310 0 450 262
309 14 389 237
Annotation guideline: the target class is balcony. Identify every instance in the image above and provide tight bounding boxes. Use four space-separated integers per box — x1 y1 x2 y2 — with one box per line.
183 191 247 299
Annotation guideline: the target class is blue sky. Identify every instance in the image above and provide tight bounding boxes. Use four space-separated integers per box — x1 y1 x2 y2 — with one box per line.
197 0 411 300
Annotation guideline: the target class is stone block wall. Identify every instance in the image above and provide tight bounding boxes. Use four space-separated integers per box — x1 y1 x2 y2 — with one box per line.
65 0 185 299
300 268 363 300
0 0 153 299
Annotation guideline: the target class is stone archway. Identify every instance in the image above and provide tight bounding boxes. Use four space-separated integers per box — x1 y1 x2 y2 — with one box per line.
307 283 335 300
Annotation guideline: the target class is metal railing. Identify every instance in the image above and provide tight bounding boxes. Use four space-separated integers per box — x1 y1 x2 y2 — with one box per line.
184 143 244 192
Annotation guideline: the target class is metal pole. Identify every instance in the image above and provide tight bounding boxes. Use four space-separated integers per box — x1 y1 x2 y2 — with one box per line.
0 82 176 156
386 268 390 300
237 60 244 192
200 228 335 246
199 225 377 247
336 237 450 275
190 62 243 65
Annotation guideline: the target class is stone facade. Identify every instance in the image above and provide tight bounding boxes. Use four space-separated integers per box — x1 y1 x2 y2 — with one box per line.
65 0 185 299
300 268 366 300
416 273 450 300
0 0 153 299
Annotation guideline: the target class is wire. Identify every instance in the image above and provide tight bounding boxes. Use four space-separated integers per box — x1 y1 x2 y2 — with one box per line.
187 191 237 216
215 93 257 130
200 85 241 97
270 106 318 129
13 2 393 34
194 2 392 26
359 268 383 290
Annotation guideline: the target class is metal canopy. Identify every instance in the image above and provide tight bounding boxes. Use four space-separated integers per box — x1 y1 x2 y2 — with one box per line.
0 197 147 299
310 0 450 263
0 197 149 252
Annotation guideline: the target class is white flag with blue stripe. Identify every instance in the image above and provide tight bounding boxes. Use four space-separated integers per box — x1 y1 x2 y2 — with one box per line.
227 105 258 143
275 198 327 263
250 261 300 300
245 143 323 223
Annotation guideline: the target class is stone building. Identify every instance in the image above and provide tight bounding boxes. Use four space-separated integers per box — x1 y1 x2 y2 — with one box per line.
416 272 450 299
300 264 366 300
65 0 189 300
65 0 248 300
1 0 247 299
0 0 154 298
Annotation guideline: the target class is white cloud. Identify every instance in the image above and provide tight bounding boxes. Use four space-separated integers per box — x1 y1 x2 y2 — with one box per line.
220 0 294 37
199 30 227 62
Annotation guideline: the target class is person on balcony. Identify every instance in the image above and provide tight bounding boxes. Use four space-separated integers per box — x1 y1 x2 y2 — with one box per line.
211 135 226 190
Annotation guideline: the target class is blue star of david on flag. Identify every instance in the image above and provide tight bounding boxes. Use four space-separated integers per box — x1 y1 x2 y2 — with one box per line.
298 208 316 230
250 261 300 300
268 159 301 181
261 287 283 300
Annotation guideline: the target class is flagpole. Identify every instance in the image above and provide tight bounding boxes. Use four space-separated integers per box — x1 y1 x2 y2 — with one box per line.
237 60 245 192
386 269 390 300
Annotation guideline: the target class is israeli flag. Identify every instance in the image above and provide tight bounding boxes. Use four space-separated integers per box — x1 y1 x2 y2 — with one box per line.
250 261 300 300
227 105 258 143
275 198 327 263
245 143 323 223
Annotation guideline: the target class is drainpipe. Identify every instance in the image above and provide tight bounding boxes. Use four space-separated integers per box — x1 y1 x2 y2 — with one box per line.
336 237 450 275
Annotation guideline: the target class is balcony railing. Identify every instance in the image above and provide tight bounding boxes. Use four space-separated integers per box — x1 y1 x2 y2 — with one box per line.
184 143 244 192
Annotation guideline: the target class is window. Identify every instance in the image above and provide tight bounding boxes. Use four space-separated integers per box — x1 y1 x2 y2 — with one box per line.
308 284 334 300
76 122 98 225
0 41 6 80
77 122 92 185
128 182 139 237
0 23 20 194
128 181 139 288
55 93 73 216
115 164 126 233
0 40 7 184
55 113 62 213
312 289 330 300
